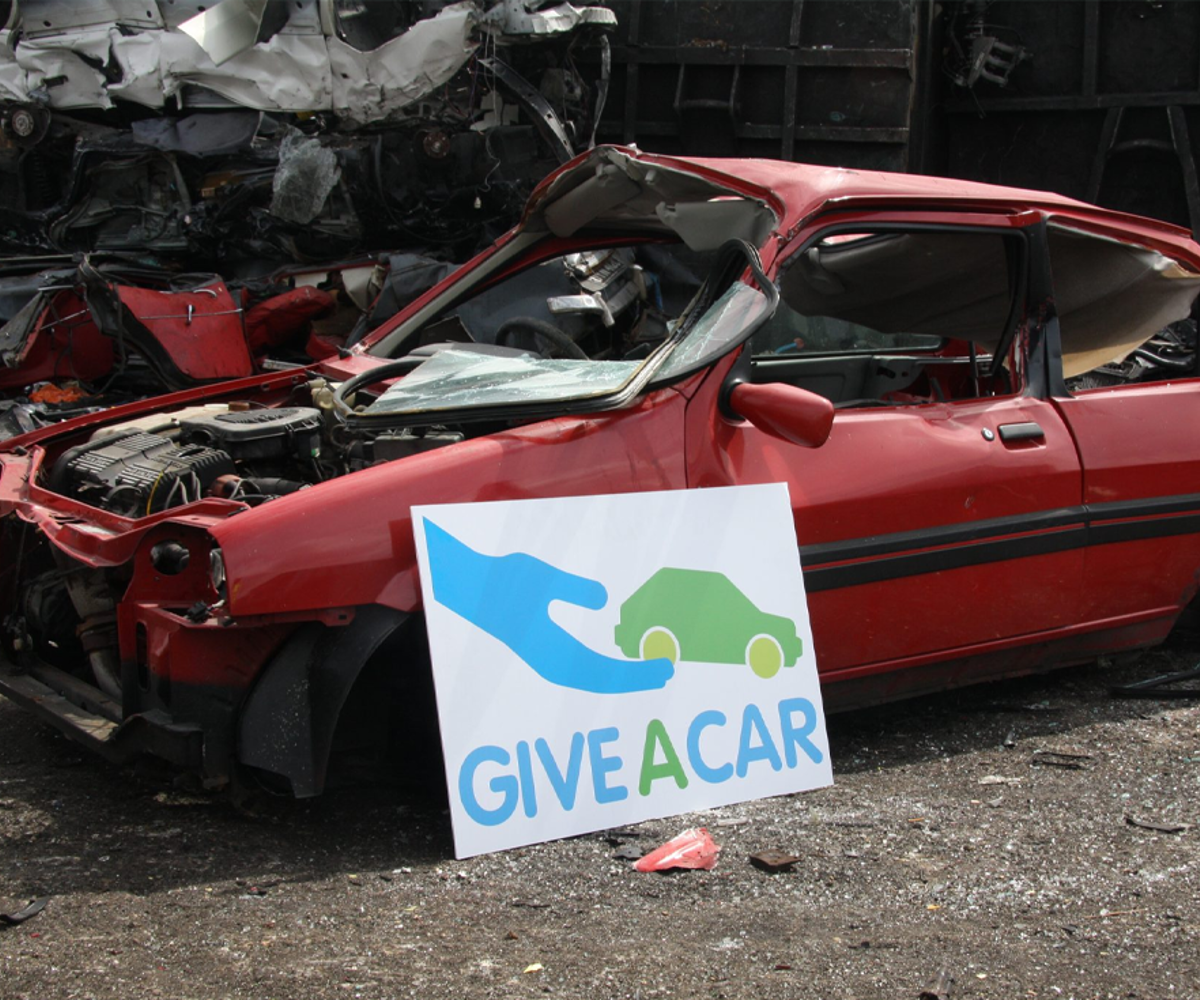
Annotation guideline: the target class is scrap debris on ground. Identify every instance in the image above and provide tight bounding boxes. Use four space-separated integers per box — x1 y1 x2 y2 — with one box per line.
1 646 1197 999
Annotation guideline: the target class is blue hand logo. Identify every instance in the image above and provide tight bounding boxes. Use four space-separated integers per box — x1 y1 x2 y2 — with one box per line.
423 519 675 694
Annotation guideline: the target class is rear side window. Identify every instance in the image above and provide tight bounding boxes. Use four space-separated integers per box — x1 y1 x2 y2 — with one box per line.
1048 223 1200 389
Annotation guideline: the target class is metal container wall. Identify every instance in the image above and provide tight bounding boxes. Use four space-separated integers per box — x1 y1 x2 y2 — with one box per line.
594 0 931 172
941 0 1200 235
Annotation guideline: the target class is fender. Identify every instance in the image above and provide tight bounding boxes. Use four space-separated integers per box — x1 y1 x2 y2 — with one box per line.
237 605 410 797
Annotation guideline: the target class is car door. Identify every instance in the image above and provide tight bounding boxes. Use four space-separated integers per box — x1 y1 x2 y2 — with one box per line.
1045 217 1200 634
686 213 1086 695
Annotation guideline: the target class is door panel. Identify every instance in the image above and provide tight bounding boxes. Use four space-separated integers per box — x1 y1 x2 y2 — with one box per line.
688 391 1085 677
685 214 1088 680
1054 383 1200 622
1046 216 1200 626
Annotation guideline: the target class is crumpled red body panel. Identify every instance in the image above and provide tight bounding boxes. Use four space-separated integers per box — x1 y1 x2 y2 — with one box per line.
117 282 254 380
0 291 113 392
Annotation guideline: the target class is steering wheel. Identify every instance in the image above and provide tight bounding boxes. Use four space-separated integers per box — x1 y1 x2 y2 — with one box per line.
496 316 589 360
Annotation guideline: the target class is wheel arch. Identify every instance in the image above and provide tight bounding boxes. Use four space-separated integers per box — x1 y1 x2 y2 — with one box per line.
236 605 414 798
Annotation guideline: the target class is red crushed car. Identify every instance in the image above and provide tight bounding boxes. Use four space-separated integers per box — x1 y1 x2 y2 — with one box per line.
1 145 1198 796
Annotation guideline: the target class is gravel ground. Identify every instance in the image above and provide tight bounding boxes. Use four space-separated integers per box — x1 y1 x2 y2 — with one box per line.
1 643 1197 1000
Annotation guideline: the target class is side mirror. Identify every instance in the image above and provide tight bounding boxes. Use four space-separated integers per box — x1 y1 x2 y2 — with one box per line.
726 381 834 449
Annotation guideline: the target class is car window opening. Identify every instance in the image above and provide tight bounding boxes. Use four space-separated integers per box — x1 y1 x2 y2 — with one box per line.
1048 224 1200 390
749 229 1021 408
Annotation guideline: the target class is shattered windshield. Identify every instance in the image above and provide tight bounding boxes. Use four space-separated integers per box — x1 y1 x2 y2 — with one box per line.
367 351 639 414
366 279 771 417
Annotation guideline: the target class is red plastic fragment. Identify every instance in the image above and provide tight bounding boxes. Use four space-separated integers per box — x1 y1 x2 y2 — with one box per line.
634 827 720 872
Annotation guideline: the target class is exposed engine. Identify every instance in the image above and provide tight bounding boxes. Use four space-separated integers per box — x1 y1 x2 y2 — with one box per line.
50 405 328 518
53 433 235 517
24 400 343 699
42 238 704 521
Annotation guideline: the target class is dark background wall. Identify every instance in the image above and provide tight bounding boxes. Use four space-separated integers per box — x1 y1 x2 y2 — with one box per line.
592 1 1200 235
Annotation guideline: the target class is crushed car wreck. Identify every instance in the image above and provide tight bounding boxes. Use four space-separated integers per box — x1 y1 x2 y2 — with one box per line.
0 0 614 264
2 145 1200 798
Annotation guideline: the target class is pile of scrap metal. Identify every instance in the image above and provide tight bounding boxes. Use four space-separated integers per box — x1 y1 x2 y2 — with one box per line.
0 0 614 435
0 0 614 263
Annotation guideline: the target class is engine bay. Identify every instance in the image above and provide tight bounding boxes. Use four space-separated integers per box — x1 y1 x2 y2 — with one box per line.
51 406 326 518
43 389 474 522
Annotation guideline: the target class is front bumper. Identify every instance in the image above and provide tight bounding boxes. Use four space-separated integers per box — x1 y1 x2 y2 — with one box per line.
0 650 204 769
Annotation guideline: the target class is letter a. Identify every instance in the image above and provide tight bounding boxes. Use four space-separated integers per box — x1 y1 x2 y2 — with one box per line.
639 719 689 796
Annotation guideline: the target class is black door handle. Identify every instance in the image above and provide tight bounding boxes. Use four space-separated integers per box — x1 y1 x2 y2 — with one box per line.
997 421 1045 442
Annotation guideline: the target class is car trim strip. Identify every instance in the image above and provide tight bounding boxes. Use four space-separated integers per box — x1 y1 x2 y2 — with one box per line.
1088 492 1200 522
803 524 1087 593
801 493 1200 593
799 507 1082 566
1088 509 1200 547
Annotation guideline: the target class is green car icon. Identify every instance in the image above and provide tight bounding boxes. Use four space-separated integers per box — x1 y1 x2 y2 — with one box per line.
613 568 804 679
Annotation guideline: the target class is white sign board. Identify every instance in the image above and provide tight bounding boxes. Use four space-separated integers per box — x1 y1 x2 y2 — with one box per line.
413 483 832 858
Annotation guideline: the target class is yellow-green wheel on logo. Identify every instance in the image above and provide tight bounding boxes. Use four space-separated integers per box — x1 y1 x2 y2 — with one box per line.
746 633 784 678
640 627 680 665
